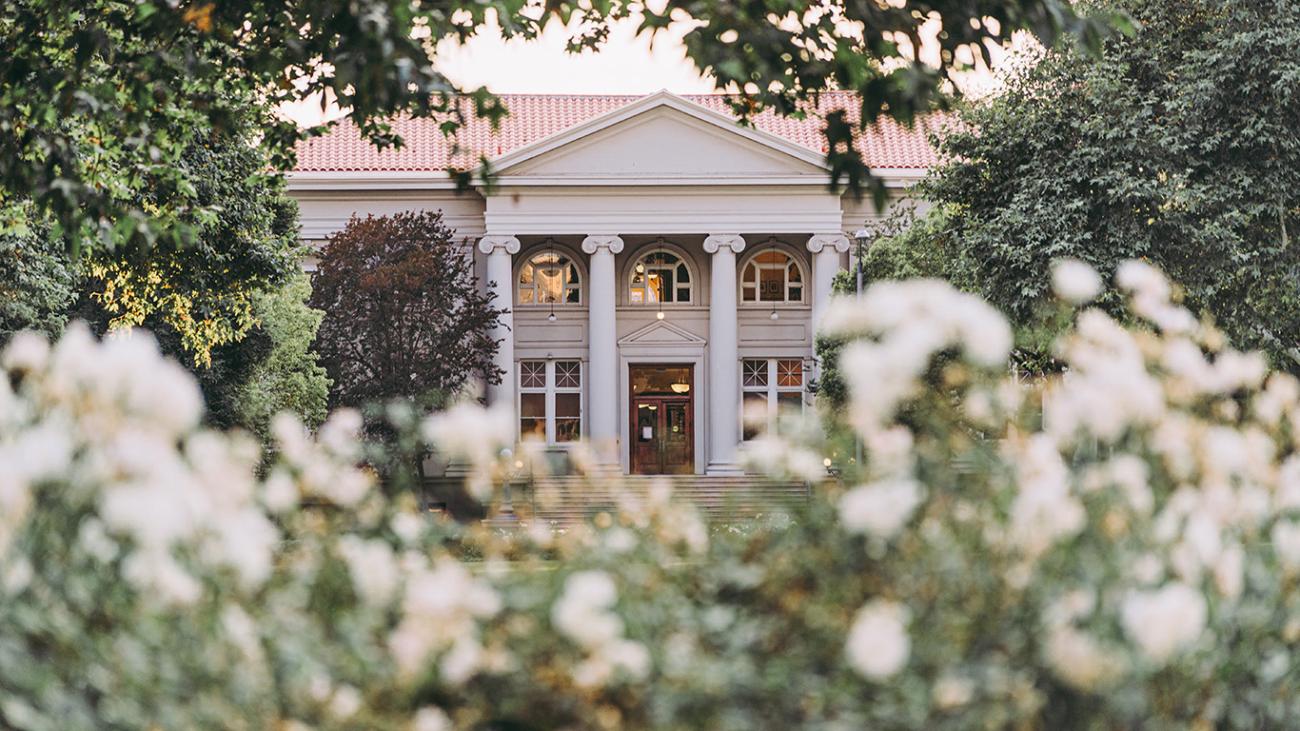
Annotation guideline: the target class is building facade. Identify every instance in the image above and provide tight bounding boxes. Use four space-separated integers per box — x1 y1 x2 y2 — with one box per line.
289 91 937 475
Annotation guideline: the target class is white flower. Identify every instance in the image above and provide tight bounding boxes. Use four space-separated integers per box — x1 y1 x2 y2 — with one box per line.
845 599 910 680
1121 583 1207 663
328 685 362 718
1271 521 1300 571
932 674 975 710
838 479 923 540
423 403 513 493
412 707 452 731
1044 625 1126 692
1051 258 1102 304
338 535 401 605
2 330 50 373
1116 260 1171 303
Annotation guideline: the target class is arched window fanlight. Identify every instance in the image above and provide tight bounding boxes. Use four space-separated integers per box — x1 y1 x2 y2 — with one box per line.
629 246 692 305
741 248 804 304
518 245 581 306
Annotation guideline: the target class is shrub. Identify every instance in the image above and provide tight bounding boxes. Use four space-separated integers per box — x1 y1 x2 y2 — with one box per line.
3 261 1300 729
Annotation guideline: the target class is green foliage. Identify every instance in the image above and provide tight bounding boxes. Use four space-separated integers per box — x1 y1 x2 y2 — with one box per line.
926 0 1300 371
0 0 1124 251
232 274 331 439
85 126 300 365
0 210 78 340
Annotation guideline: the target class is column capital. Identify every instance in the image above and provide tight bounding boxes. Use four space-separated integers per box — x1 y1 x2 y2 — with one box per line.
581 235 625 255
477 235 521 255
807 233 851 254
703 234 746 255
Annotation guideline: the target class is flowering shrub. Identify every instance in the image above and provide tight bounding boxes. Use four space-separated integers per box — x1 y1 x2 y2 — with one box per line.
3 260 1300 729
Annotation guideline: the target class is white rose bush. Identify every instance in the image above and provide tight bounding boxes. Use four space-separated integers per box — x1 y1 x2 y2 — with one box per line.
2 260 1300 728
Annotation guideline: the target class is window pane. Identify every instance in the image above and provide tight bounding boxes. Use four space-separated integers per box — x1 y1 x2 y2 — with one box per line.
518 287 534 304
520 392 546 439
555 393 581 441
777 359 803 388
742 392 768 441
756 250 786 265
566 287 580 304
520 392 546 417
555 418 581 442
519 266 534 284
647 273 663 303
788 286 802 302
788 262 802 283
555 392 581 418
759 266 784 302
676 264 689 283
742 286 756 302
777 391 802 412
555 361 581 389
677 287 690 302
742 263 756 284
520 361 546 389
743 359 768 388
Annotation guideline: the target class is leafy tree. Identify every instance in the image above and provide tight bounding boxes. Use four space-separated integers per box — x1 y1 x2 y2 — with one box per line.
84 125 300 365
926 0 1300 369
310 211 503 416
0 209 78 340
232 274 331 439
0 0 1123 251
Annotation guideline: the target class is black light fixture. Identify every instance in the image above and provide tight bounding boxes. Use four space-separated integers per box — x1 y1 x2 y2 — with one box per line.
540 237 560 322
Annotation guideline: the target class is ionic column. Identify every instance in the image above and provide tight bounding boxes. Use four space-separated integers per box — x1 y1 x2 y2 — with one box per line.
581 235 624 467
807 233 851 335
477 235 521 413
704 234 746 475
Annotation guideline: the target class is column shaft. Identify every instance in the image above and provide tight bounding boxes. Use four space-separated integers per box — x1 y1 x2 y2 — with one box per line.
582 235 625 467
704 234 746 475
478 235 521 414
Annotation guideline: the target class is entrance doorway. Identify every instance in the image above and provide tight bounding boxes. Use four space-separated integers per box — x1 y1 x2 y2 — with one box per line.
629 364 694 474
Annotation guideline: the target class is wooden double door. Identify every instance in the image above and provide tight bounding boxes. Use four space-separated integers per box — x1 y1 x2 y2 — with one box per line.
630 364 694 474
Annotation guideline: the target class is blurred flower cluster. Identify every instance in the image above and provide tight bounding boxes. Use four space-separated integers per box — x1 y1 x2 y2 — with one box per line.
2 261 1300 729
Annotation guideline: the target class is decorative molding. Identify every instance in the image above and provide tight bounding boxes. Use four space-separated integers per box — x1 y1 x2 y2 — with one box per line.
491 90 830 175
477 235 521 255
581 235 625 255
618 319 707 347
703 234 746 255
806 233 851 254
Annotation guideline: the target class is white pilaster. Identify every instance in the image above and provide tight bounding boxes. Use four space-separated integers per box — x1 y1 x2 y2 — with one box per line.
807 233 851 336
581 235 625 467
478 235 521 413
703 234 746 475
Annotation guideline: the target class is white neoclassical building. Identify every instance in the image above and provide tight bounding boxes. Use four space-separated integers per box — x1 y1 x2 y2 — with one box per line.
289 91 937 476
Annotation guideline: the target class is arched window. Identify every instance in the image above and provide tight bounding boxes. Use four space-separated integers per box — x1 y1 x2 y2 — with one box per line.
518 251 581 305
741 249 804 303
629 249 692 304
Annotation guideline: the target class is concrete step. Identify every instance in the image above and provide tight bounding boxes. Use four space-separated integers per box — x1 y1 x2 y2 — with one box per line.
427 473 810 526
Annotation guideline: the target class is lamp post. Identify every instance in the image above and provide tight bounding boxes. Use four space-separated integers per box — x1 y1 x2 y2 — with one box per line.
853 227 873 299
851 226 875 470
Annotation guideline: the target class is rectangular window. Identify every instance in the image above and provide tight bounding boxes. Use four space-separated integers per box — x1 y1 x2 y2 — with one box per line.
741 358 806 439
519 359 583 444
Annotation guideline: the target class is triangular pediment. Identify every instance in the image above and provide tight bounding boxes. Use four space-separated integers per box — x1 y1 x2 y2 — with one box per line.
494 92 829 181
618 320 707 346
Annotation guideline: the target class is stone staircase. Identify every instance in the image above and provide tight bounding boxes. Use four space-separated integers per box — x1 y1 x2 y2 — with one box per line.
429 474 810 527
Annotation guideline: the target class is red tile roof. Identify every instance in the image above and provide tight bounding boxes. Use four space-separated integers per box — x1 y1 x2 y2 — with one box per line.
293 91 944 174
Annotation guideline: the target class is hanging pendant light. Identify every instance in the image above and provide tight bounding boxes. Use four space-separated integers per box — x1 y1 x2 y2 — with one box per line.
543 238 559 322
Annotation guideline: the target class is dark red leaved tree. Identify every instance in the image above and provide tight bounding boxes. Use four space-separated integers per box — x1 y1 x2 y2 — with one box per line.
310 211 504 414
